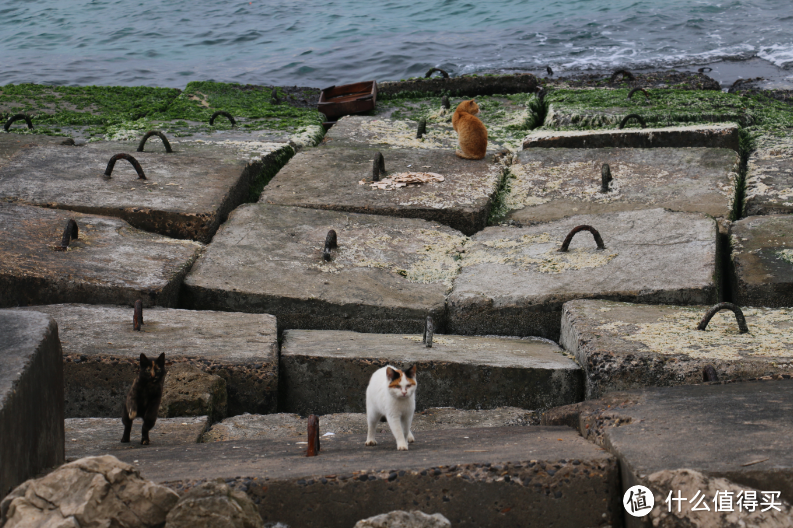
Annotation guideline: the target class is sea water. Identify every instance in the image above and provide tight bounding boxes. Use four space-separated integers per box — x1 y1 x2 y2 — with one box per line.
1 0 791 88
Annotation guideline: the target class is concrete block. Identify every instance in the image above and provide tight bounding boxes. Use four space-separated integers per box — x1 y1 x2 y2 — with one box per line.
0 140 293 242
159 363 227 422
65 416 208 461
0 203 202 308
744 146 793 216
449 208 719 340
559 299 793 399
0 134 70 168
280 329 582 415
522 123 740 150
202 407 538 442
15 304 278 417
377 73 539 98
731 215 793 307
0 310 64 498
261 147 504 235
114 426 620 528
183 204 465 333
543 379 793 522
504 147 738 224
323 116 459 150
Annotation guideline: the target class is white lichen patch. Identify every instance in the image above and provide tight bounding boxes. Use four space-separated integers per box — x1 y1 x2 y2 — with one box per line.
103 121 151 142
356 119 457 149
777 249 793 264
313 226 467 288
598 307 793 359
289 125 324 149
464 233 618 274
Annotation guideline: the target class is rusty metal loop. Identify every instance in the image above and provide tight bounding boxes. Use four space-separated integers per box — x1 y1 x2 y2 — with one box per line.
422 315 434 348
209 110 236 127
58 219 78 250
601 164 612 193
697 302 749 334
373 151 385 182
627 87 650 101
306 415 320 456
618 114 647 129
698 67 713 73
702 364 719 382
133 299 143 331
271 87 279 104
416 118 427 139
137 131 173 153
425 68 449 79
4 113 34 132
323 229 337 262
558 225 605 252
61 138 75 146
103 153 146 180
610 69 635 83
441 95 450 110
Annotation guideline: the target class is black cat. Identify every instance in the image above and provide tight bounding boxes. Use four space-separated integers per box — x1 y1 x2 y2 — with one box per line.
121 352 166 445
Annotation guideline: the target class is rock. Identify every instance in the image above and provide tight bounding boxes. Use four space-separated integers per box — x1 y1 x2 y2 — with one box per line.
0 455 178 528
164 479 264 528
160 363 227 422
354 510 451 528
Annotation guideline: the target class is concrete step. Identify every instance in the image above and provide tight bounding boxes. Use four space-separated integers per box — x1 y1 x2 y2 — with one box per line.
559 299 793 399
448 208 719 340
261 146 504 235
15 304 278 417
744 146 793 216
0 309 63 498
182 204 465 333
112 426 620 528
202 407 539 442
0 203 202 308
504 147 738 225
731 215 793 307
542 378 793 512
322 116 459 150
65 416 208 461
0 139 293 242
522 123 740 150
279 329 582 415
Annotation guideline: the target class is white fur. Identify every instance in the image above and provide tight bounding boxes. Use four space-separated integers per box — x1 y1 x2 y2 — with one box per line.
365 365 417 451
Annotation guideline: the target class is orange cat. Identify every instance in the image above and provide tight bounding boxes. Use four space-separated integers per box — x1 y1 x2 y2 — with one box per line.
452 99 488 160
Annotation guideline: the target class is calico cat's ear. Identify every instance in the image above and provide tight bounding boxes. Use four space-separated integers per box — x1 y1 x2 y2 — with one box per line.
405 365 417 378
156 353 165 368
386 367 400 381
139 353 150 366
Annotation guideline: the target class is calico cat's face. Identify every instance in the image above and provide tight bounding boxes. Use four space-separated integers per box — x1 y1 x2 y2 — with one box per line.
386 365 417 399
139 352 166 383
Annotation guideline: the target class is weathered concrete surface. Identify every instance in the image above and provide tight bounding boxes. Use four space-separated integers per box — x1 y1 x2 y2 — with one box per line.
65 416 209 461
522 123 740 150
160 363 228 421
202 407 539 442
323 116 460 150
542 379 793 525
183 204 463 334
115 427 620 528
261 147 504 235
0 140 293 242
280 330 582 414
0 203 202 308
378 73 539 98
559 299 793 399
0 310 63 498
744 147 793 216
731 215 793 307
164 479 265 528
0 134 71 167
449 208 718 340
15 304 278 417
545 105 748 128
505 147 738 224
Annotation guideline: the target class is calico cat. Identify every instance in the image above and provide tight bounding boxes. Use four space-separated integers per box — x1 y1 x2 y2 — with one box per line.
452 99 488 160
121 352 166 445
365 365 417 451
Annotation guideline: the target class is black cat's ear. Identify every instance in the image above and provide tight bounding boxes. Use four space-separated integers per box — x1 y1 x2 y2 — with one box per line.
386 367 400 381
139 353 150 366
405 365 417 379
156 353 165 367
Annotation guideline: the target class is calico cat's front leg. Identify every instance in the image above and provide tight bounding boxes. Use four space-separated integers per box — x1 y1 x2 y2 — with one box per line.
365 412 380 446
401 413 415 444
386 414 409 451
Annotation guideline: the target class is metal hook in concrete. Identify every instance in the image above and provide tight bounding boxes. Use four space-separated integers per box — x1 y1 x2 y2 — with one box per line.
618 114 647 129
133 299 143 331
209 110 236 127
137 131 173 153
56 219 78 251
104 154 146 180
697 302 749 334
425 68 449 79
4 113 34 132
422 315 434 348
702 364 719 382
610 69 635 83
416 119 427 139
441 96 450 110
306 415 320 456
698 67 713 73
627 87 650 101
601 164 612 193
372 152 385 182
558 225 605 252
323 229 337 262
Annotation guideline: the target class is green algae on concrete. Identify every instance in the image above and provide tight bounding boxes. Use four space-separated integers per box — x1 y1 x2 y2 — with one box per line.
731 214 793 307
559 299 793 399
